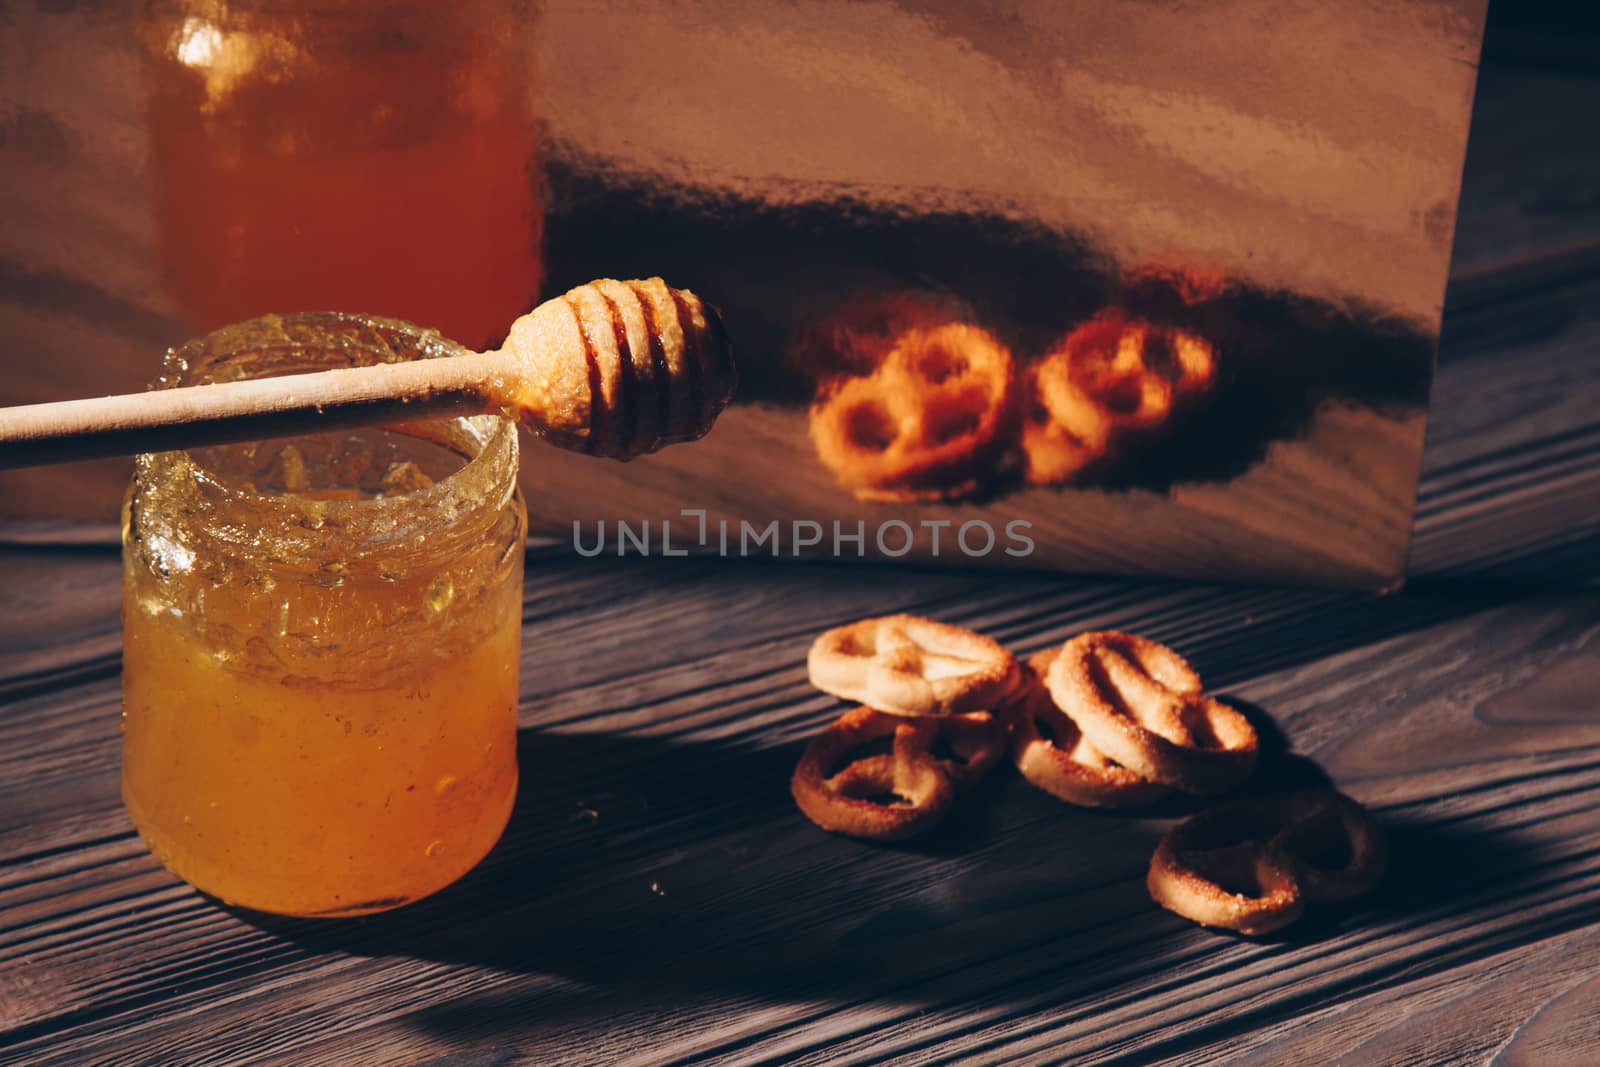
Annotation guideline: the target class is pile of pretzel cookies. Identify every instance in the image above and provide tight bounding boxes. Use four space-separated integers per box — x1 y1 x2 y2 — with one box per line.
792 614 1386 936
806 302 1218 502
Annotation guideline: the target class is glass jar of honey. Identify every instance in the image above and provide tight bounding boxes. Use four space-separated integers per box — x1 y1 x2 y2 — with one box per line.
139 0 541 350
121 313 526 917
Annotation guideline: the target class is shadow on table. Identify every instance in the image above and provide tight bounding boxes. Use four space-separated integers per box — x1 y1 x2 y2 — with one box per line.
239 687 1554 1022
233 573 1582 1042
242 725 1170 1005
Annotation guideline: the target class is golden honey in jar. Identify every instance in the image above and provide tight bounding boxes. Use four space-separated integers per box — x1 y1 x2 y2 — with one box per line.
121 313 526 916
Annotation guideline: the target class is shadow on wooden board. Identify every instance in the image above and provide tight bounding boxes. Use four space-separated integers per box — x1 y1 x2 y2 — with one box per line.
226 571 1572 1028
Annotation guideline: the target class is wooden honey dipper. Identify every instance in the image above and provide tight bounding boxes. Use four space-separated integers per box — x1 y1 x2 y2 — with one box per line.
0 278 735 468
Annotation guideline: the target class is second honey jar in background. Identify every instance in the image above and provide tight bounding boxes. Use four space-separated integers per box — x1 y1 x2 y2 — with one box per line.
139 0 542 350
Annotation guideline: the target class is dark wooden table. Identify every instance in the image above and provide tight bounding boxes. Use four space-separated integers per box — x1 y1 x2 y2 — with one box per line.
4 41 1599 1067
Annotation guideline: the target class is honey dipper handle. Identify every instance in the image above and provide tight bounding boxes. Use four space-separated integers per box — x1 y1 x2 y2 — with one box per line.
0 351 502 468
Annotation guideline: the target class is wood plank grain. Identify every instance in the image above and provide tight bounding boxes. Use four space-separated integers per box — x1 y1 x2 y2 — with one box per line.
1 238 1595 1059
0 543 1596 1064
1203 924 1600 1066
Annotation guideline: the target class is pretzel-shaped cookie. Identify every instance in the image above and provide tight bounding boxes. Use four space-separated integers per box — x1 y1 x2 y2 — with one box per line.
1147 804 1305 935
1045 631 1257 794
808 614 1021 717
809 323 1016 501
790 707 955 840
1009 650 1171 808
1147 789 1384 935
1021 309 1217 486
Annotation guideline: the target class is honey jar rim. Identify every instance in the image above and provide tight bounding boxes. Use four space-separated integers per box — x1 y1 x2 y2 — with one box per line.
129 311 521 567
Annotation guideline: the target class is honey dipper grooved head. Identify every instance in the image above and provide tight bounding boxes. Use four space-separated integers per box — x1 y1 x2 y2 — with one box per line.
495 278 736 460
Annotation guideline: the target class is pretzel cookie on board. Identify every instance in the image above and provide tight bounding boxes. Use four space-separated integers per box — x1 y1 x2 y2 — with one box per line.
789 707 954 840
808 614 1021 718
1045 631 1257 794
1008 649 1171 808
1147 789 1385 935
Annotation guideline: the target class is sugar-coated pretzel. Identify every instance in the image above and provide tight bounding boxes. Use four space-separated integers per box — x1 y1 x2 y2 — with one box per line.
1045 631 1256 794
809 323 1016 502
790 707 955 840
1009 650 1170 808
1147 808 1305 935
808 614 1020 718
1147 789 1384 935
